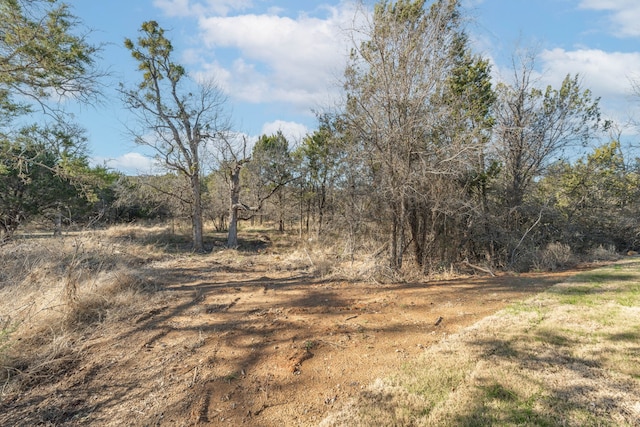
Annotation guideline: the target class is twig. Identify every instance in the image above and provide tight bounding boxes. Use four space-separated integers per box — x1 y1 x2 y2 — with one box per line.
1 366 23 396
511 207 544 264
303 248 315 269
189 366 199 387
319 339 347 349
371 242 389 258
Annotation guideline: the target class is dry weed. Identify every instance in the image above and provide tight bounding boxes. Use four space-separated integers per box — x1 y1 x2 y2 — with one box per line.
278 246 337 277
532 242 576 271
0 226 172 394
587 244 621 262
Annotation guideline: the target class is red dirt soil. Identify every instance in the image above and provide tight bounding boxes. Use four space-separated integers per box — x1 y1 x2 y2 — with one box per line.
0 256 590 426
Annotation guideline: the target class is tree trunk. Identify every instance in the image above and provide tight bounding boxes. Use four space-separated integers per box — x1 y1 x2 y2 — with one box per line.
298 189 303 239
408 201 428 268
390 216 399 270
53 208 62 237
227 163 242 248
306 199 311 234
316 182 326 239
228 207 238 248
277 191 285 233
389 199 406 271
191 174 204 252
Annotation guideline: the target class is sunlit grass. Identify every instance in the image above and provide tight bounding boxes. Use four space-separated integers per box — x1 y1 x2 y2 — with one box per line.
0 225 174 392
322 260 640 426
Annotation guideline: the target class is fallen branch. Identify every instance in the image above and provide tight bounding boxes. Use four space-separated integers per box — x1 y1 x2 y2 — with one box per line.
462 258 495 277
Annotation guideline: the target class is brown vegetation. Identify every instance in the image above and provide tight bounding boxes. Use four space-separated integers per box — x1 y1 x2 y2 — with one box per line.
0 224 624 426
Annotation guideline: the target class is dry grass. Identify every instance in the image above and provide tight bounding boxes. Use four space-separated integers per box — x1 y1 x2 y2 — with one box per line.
321 259 640 426
0 226 171 394
587 244 622 262
3 222 634 425
5 222 633 423
532 242 576 271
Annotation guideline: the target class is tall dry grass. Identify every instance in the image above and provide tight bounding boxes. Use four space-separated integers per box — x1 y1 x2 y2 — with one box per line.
0 226 171 394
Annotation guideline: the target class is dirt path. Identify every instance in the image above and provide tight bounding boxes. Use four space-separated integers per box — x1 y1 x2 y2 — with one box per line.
0 256 587 426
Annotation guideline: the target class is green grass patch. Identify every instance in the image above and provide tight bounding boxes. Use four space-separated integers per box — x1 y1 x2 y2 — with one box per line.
482 382 518 402
552 285 602 306
572 270 638 284
505 301 545 315
613 283 640 306
323 260 640 426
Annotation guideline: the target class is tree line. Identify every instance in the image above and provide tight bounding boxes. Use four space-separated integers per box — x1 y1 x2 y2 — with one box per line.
2 0 639 274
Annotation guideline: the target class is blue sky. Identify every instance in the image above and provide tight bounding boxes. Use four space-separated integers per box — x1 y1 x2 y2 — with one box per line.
66 0 640 174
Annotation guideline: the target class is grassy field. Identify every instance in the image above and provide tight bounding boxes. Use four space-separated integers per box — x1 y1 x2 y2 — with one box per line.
321 261 640 426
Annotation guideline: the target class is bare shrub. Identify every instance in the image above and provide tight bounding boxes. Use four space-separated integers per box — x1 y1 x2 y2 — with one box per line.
6 331 80 393
302 237 424 283
304 237 409 282
532 242 575 271
272 245 336 277
331 258 379 282
587 244 620 262
313 259 334 277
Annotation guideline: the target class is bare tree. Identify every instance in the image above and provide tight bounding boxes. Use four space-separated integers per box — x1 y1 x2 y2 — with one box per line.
494 52 603 210
121 21 231 252
344 0 486 270
492 50 603 266
215 134 293 248
218 136 251 249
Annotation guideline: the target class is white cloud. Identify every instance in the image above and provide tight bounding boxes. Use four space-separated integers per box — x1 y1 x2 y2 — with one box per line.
578 0 640 37
261 120 309 144
194 3 360 109
93 152 159 175
152 0 196 17
537 48 640 131
539 48 640 98
195 62 233 92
